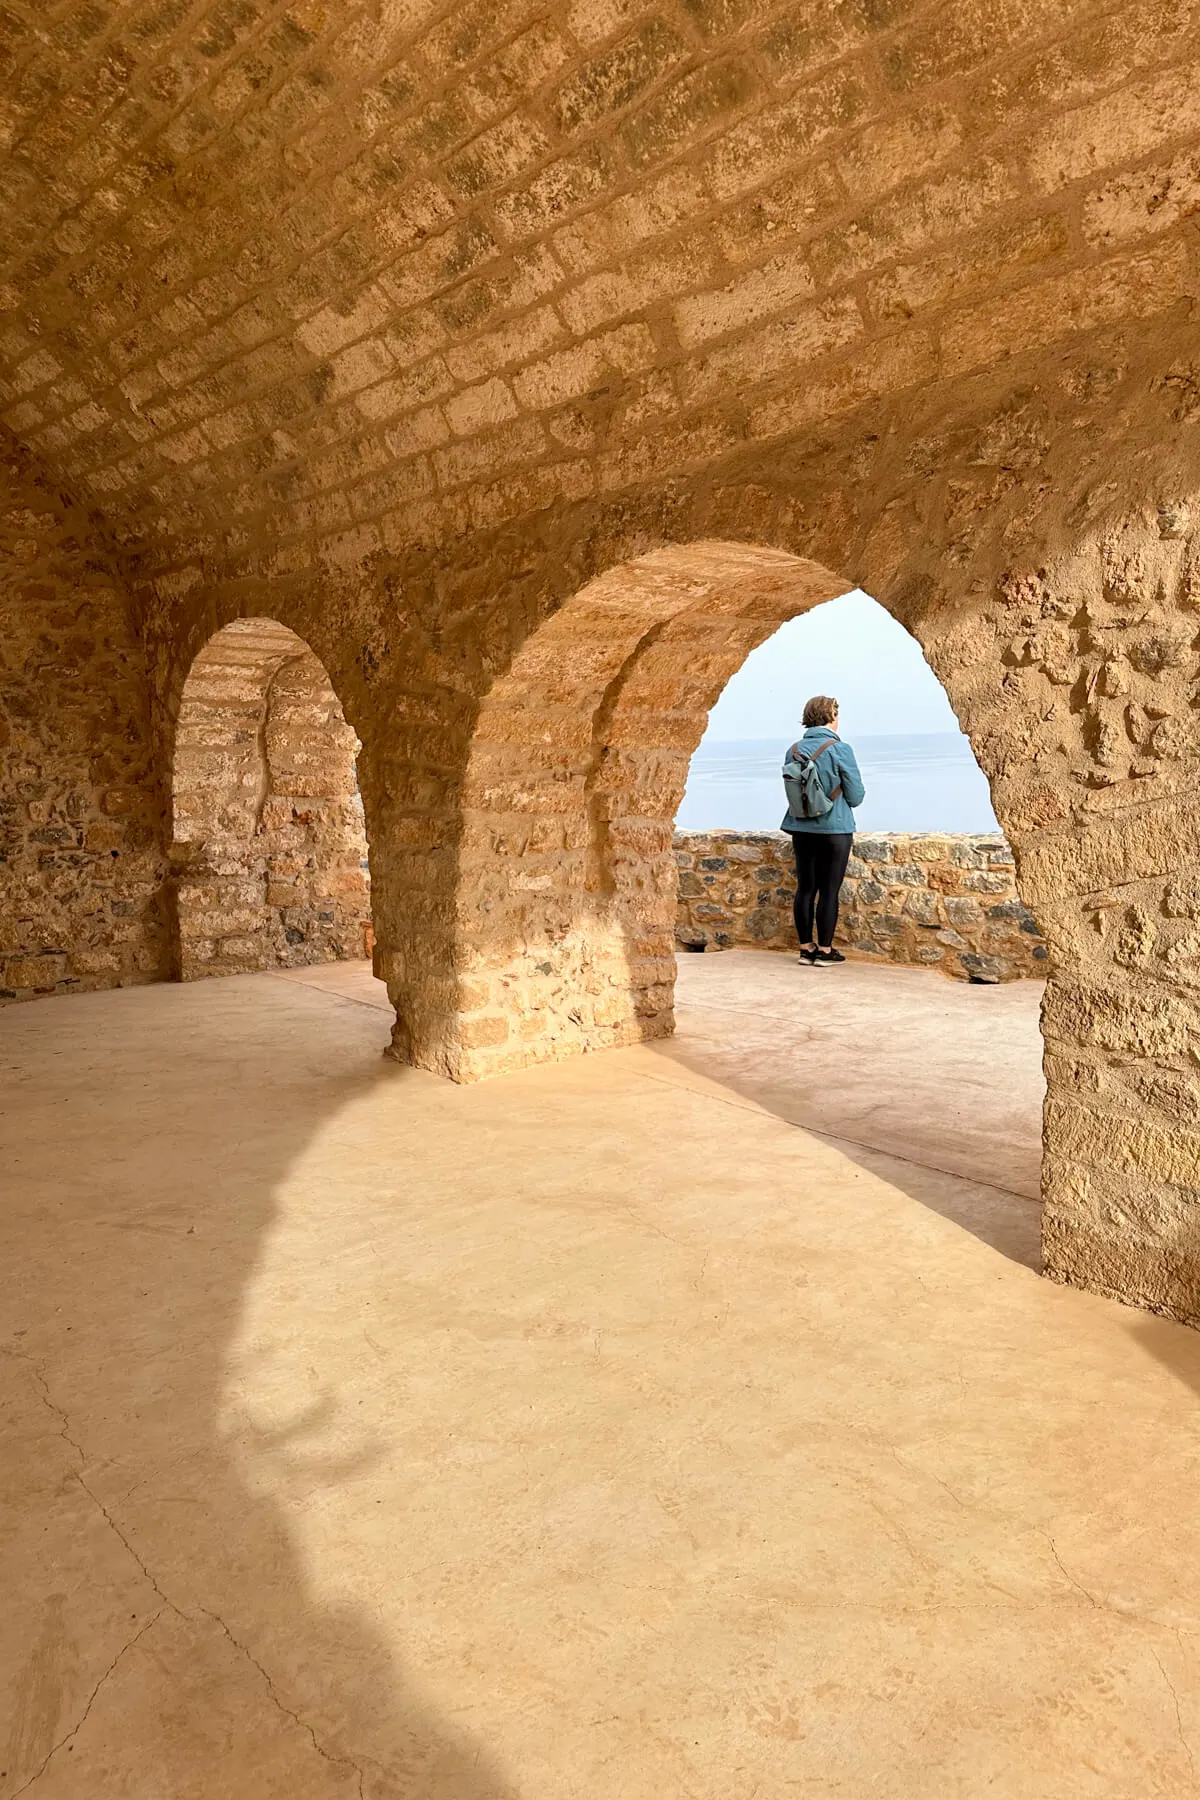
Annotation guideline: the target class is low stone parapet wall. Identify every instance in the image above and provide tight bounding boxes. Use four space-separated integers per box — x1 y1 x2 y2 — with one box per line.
675 830 1047 982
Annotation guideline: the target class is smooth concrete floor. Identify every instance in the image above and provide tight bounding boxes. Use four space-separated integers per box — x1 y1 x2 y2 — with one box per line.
4 956 1200 1798
671 950 1046 1268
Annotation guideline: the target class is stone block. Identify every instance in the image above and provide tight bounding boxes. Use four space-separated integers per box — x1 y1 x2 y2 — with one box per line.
84 823 124 853
554 19 690 135
1164 874 1200 918
962 871 1013 894
855 837 894 862
218 936 265 962
960 953 1007 983
1044 977 1192 1059
907 836 953 862
745 907 783 940
459 1014 510 1049
1047 1097 1200 1192
3 955 66 989
903 890 940 926
620 60 759 170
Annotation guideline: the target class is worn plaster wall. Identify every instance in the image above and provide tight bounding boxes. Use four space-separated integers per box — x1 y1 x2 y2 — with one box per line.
171 619 371 980
0 447 166 1002
675 829 1048 981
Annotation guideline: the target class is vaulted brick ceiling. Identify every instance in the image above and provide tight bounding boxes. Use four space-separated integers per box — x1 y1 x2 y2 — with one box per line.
1 0 1197 588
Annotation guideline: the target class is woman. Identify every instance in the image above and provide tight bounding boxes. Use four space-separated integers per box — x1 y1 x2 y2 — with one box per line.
781 695 866 967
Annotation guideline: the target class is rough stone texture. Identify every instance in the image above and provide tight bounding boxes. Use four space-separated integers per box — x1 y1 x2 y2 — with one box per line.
675 828 1048 981
171 617 371 979
2 1 1200 1315
0 443 167 1001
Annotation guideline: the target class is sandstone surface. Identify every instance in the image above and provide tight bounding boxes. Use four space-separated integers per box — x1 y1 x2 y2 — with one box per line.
3 0 1200 1312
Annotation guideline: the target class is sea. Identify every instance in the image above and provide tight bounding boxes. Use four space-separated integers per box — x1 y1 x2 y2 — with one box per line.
676 733 1000 835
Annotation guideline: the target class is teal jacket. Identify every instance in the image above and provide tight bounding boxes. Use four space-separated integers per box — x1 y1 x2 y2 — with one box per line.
781 727 866 835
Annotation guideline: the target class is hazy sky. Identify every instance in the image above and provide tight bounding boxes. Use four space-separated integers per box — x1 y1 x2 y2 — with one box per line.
701 588 964 742
678 588 997 832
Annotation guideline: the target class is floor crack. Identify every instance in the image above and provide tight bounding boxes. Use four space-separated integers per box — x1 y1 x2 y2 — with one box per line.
1039 1529 1100 1609
196 1606 368 1798
10 1610 163 1796
10 1351 367 1795
15 1351 185 1622
24 1357 86 1465
1152 1639 1198 1783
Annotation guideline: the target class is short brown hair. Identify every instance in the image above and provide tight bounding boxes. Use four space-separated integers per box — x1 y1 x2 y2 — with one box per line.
803 695 838 727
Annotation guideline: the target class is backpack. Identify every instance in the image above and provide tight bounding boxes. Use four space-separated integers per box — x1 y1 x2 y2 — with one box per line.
782 737 842 821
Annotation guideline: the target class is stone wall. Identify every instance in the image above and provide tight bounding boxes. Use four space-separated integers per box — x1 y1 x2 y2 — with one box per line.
171 619 371 981
4 1 1200 1325
0 447 168 1003
675 830 1047 983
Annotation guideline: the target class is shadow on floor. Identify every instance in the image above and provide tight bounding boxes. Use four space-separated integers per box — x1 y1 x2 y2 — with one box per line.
0 976 514 1799
659 952 1045 1272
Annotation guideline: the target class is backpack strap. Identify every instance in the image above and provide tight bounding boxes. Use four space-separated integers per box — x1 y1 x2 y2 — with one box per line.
789 737 837 762
811 736 843 801
786 736 842 801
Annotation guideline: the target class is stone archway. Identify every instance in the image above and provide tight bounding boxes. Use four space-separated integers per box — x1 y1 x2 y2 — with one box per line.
433 542 851 1082
170 618 372 982
400 510 1200 1326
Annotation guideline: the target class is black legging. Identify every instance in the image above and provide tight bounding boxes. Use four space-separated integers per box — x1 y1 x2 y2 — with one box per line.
791 832 854 948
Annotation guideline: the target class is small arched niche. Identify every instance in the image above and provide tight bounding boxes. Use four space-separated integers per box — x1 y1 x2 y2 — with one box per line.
170 618 371 981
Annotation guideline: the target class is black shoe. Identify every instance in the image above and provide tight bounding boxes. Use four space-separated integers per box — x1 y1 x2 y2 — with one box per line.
797 948 818 966
813 947 846 965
